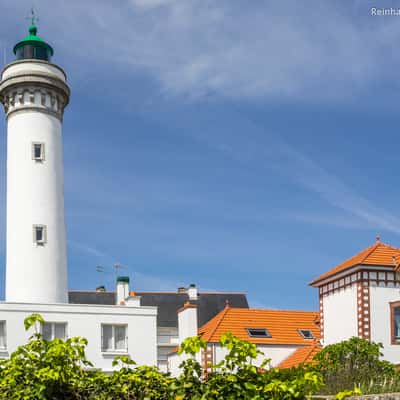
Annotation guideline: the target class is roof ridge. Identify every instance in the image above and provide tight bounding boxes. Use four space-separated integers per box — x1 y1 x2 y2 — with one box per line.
200 305 230 342
68 290 115 294
277 346 305 368
303 343 317 361
377 241 400 251
228 307 318 314
277 343 321 369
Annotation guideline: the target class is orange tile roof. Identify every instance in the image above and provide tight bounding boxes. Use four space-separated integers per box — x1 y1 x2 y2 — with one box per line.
310 241 400 286
277 343 321 369
198 307 320 345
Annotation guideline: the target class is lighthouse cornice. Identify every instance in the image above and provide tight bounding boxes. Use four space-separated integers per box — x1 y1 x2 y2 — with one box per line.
2 59 67 81
0 62 70 122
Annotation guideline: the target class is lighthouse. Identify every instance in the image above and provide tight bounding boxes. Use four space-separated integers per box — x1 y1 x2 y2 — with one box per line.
0 21 70 303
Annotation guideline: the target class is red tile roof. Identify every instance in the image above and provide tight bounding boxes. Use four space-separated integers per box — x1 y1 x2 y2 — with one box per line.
277 343 321 369
198 307 320 345
310 241 400 285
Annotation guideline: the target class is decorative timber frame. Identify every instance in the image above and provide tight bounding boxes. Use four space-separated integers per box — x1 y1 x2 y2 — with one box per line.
357 281 370 340
201 343 214 378
318 268 400 342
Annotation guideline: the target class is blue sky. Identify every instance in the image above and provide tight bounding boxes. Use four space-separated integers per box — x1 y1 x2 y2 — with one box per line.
1 0 400 310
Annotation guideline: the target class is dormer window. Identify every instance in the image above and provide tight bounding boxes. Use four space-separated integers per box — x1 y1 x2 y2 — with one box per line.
32 143 45 161
299 329 314 339
246 328 271 338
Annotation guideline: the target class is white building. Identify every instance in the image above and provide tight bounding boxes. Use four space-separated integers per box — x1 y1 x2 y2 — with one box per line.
310 239 400 364
0 23 157 371
69 284 249 371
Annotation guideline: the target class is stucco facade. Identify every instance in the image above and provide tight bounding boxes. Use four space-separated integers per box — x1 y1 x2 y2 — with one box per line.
369 285 400 363
322 285 358 345
0 302 158 371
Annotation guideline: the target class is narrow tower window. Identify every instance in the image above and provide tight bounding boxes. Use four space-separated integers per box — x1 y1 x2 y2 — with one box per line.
33 225 46 245
32 143 45 161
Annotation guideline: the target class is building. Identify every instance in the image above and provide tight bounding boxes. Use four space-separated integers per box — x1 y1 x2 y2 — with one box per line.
69 283 248 371
168 304 320 375
310 239 400 364
0 23 158 371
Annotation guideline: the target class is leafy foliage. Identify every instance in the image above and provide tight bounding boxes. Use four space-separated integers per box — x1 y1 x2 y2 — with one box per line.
312 336 400 394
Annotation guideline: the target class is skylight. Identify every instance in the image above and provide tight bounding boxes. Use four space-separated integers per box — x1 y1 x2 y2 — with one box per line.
299 329 314 339
246 328 271 338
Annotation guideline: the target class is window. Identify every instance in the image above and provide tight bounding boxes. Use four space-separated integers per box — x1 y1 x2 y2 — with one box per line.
33 225 46 245
391 302 400 343
0 321 6 349
299 329 314 339
32 143 45 161
101 324 127 352
246 328 271 338
41 322 66 341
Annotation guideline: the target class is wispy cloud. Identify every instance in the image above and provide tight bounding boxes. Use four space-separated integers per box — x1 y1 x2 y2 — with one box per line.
2 1 400 102
280 144 400 234
68 240 108 259
289 212 376 231
191 107 400 235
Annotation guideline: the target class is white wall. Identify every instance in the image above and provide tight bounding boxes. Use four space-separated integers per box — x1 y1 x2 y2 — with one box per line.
6 111 68 303
323 285 358 344
168 343 301 376
0 302 157 371
369 284 400 363
215 344 299 368
168 352 201 377
178 306 197 344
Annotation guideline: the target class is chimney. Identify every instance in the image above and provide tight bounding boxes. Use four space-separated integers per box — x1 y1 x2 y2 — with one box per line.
178 302 198 343
187 283 198 300
116 276 130 305
125 290 142 307
96 285 106 292
177 287 186 293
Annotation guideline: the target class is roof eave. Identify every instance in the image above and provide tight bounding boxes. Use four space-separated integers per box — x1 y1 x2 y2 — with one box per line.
310 263 396 287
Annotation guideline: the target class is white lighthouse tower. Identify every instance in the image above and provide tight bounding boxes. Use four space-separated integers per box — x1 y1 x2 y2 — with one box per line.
0 21 70 303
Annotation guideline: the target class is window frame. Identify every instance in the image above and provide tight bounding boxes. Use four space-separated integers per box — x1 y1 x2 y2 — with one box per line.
101 324 128 353
298 329 314 340
0 321 7 350
32 142 45 162
245 327 272 338
33 225 47 245
390 301 400 344
41 322 67 341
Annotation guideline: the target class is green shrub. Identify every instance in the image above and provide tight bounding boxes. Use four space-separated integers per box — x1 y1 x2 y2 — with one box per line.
312 336 400 395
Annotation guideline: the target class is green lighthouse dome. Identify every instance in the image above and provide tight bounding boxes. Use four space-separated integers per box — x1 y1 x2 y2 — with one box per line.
13 24 54 62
